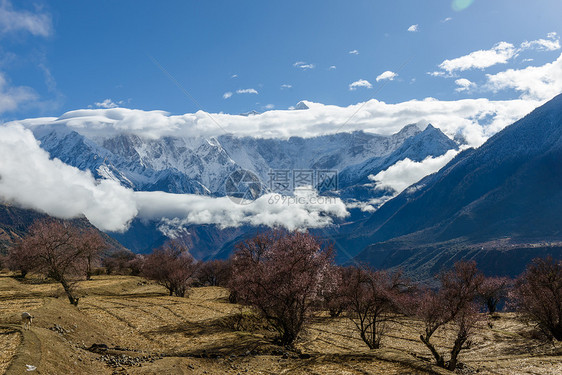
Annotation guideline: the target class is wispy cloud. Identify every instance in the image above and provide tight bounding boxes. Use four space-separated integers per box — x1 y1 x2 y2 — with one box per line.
521 32 560 52
349 79 372 90
329 65 337 70
236 88 258 95
454 78 476 92
407 24 419 32
223 92 233 99
438 42 517 74
376 71 397 82
349 50 359 55
293 61 315 70
280 84 292 89
442 17 453 23
434 33 561 75
0 72 37 113
231 74 238 78
92 99 122 109
0 1 52 37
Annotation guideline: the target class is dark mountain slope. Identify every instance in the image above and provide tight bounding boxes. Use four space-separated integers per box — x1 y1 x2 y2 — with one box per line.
346 94 562 274
0 203 125 255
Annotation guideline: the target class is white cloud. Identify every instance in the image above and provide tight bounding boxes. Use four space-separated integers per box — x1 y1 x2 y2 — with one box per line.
293 61 315 70
349 79 372 90
135 188 348 232
94 99 120 109
223 92 233 99
521 33 560 52
280 84 292 89
435 34 560 76
236 88 258 95
485 52 562 100
0 72 36 113
376 71 398 82
329 65 337 70
369 149 460 194
454 78 476 92
231 74 238 78
349 50 359 55
11 96 540 149
0 125 348 232
0 125 137 232
408 24 419 32
438 42 517 73
0 1 52 37
442 17 453 23
264 104 275 110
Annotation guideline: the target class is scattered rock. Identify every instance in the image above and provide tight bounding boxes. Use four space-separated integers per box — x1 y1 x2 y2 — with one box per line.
49 324 72 335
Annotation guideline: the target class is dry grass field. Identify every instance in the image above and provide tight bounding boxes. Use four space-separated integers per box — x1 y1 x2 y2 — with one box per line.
1 272 561 374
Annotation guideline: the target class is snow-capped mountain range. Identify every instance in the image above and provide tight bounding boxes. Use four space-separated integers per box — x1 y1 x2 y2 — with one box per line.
17 116 459 253
31 122 457 199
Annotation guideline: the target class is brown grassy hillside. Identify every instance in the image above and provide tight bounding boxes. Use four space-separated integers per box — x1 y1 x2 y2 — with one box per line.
1 273 561 374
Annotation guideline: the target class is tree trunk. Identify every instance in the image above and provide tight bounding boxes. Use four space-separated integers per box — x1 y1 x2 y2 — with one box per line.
60 277 79 306
420 334 445 367
447 337 465 370
86 257 92 280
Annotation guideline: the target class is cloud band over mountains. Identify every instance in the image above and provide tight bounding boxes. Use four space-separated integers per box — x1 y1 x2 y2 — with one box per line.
0 125 348 232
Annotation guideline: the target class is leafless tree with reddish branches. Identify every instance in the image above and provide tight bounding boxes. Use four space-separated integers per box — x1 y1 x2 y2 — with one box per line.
320 265 350 318
343 267 407 349
512 256 562 341
81 229 108 280
414 261 484 371
478 276 510 315
229 231 334 346
196 259 231 287
103 249 145 276
142 240 198 297
7 219 108 305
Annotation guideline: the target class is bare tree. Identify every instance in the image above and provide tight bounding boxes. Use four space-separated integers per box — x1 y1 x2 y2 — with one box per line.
512 256 562 341
229 231 334 346
343 267 405 349
415 261 483 371
196 259 231 286
80 229 108 280
478 276 510 315
142 241 198 297
8 219 106 305
7 241 37 278
103 249 143 275
321 265 349 318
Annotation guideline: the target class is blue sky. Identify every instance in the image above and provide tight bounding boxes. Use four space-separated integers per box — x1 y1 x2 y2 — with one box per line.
1 0 562 120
